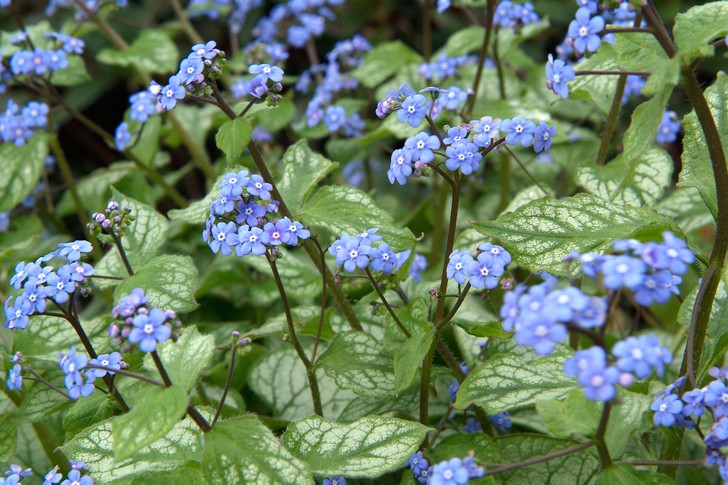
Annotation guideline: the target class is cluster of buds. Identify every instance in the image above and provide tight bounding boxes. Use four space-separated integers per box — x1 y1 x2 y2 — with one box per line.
231 331 253 356
88 200 134 237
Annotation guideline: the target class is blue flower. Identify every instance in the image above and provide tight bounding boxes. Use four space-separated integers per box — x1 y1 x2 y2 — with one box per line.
179 57 204 85
129 308 172 352
322 478 346 485
10 261 35 290
466 252 505 290
114 122 132 151
471 116 501 147
57 240 93 262
397 94 428 128
447 250 474 285
209 221 239 256
337 238 371 272
651 393 683 427
572 296 607 328
113 288 148 319
388 148 413 185
704 380 728 418
409 254 427 282
404 132 439 164
357 228 382 246
655 110 681 144
612 334 672 380
190 40 219 59
464 417 482 433
279 217 310 246
129 91 157 123
236 225 267 256
159 74 186 110
220 170 250 199
580 365 620 401
660 231 695 275
706 417 728 449
437 86 468 111
445 141 482 175
59 347 95 399
370 243 397 274
246 175 273 200
490 411 512 433
533 121 556 152
430 457 470 485
515 312 566 356
324 105 346 132
501 116 536 147
681 388 705 418
634 270 680 306
45 267 76 304
6 364 21 391
43 465 63 485
60 469 92 485
249 63 284 82
567 7 605 54
87 352 123 378
261 220 289 246
600 255 646 290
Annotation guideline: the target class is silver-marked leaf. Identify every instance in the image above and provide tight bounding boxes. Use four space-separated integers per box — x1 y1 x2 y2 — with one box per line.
168 173 226 225
61 414 205 483
427 432 501 464
63 393 117 440
12 315 110 359
502 184 554 216
393 300 435 394
300 185 415 252
143 326 215 394
57 162 135 216
114 254 199 313
679 72 728 221
0 133 48 212
454 351 578 413
337 387 419 422
94 188 169 286
657 187 714 234
278 140 338 213
248 348 357 421
472 194 675 276
14 368 71 421
569 43 619 115
599 464 675 485
283 415 429 478
315 331 397 399
613 33 678 96
493 434 600 483
577 147 673 207
97 30 178 74
215 117 252 163
203 416 312 484
112 385 188 460
243 251 321 301
536 390 599 440
674 1 728 64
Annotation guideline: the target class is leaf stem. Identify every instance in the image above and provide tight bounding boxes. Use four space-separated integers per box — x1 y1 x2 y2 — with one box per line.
212 341 238 426
365 268 410 337
169 0 203 44
110 231 135 276
503 146 549 196
575 69 650 77
466 0 497 117
485 441 594 476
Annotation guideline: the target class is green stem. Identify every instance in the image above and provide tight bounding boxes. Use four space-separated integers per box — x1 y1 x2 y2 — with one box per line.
503 146 549 196
493 30 506 99
110 232 135 276
593 402 613 468
466 0 497 117
576 69 650 77
267 254 323 416
422 0 432 61
486 441 594 476
169 0 203 44
212 342 237 426
595 75 627 166
365 268 410 337
498 151 510 212
83 364 164 387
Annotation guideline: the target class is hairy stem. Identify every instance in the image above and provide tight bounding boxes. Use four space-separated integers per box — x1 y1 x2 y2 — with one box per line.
466 0 497 116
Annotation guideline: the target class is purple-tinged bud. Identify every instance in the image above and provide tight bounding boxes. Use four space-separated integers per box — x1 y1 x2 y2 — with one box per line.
429 288 439 300
165 309 176 319
231 330 241 338
107 201 119 211
121 327 131 338
102 219 112 229
11 351 23 363
618 372 634 388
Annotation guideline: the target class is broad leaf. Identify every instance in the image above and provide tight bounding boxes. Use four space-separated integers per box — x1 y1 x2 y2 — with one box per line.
392 300 435 394
278 140 338 212
63 393 117 439
49 55 91 86
301 185 415 251
283 415 428 478
247 348 357 421
605 389 652 459
569 43 619 115
599 464 675 485
351 41 422 88
472 194 674 276
577 147 673 207
679 72 728 221
12 315 110 359
114 254 199 313
427 432 501 464
242 250 321 301
203 416 312 484
315 331 398 399
94 188 169 285
678 267 728 338
112 385 188 460
493 434 600 483
622 89 671 162
613 33 678 95
673 1 728 64
143 326 215 394
536 390 599 440
454 319 512 339
57 162 135 216
657 187 714 234
454 351 578 413
97 30 179 74
0 133 48 212
61 414 205 483
215 117 252 163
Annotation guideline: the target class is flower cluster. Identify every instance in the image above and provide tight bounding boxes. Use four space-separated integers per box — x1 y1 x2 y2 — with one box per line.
5 30 84 78
416 53 479 82
447 242 511 290
251 0 344 49
203 170 310 257
1 464 32 484
87 200 134 237
652 368 728 481
58 346 95 400
0 99 49 146
109 288 177 352
46 0 127 19
4 240 95 330
297 35 370 136
572 231 694 306
655 110 681 144
329 229 407 275
37 460 93 485
545 54 575 99
6 352 23 391
493 1 540 28
407 451 486 484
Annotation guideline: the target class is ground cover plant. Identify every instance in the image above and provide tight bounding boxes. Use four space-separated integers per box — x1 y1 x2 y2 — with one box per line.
0 0 727 483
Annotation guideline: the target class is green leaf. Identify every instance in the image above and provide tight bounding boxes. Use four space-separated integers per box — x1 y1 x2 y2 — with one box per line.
97 30 179 74
657 187 714 233
337 387 419 422
12 315 110 359
112 385 188 461
443 26 484 57
14 369 71 421
679 72 728 221
605 389 652 459
203 416 312 484
278 140 338 213
63 393 117 439
49 55 91 86
613 33 678 96
427 433 501 464
622 89 671 162
0 414 16 461
678 267 728 338
130 116 162 167
569 43 619 115
249 348 357 421
61 414 205 483
576 147 673 207
0 133 48 212
454 319 512 339
351 41 423 88
56 162 135 216
454 351 578 413
127 463 207 485
242 251 321 301
674 1 728 64
472 194 674 276
493 434 600 483
143 326 215 394
599 464 675 485
114 254 199 313
316 331 398 398
94 188 169 285
300 185 415 252
256 93 295 132
283 415 429 478
215 117 252 163
536 390 599 440
393 301 435 394
168 172 226 225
